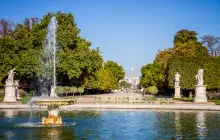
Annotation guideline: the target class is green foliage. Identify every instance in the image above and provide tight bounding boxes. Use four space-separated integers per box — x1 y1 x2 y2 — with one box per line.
104 61 125 82
56 12 103 82
180 98 194 102
215 100 220 105
69 86 77 94
154 47 174 69
0 89 4 102
55 86 64 95
146 86 158 94
168 56 220 89
119 81 131 89
88 68 118 90
140 62 164 88
64 86 70 93
77 87 84 96
0 12 104 91
21 95 32 104
174 29 198 45
77 87 84 93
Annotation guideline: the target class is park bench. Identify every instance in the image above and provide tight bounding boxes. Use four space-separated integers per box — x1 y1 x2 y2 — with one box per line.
94 96 101 104
122 97 129 104
105 97 111 104
115 97 121 104
160 98 175 105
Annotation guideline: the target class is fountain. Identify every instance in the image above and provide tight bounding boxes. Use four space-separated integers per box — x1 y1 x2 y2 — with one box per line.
28 16 76 126
31 99 75 125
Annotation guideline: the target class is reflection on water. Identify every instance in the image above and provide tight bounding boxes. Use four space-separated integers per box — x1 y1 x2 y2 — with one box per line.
197 111 206 138
0 109 220 140
4 109 18 118
4 131 14 140
174 111 182 138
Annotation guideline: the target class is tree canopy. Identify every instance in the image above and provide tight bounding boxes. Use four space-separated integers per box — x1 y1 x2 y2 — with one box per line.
168 57 220 90
141 29 213 91
0 12 125 92
104 61 125 82
140 62 164 88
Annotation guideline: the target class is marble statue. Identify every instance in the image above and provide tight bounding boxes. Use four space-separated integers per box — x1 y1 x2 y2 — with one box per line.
4 68 17 102
6 68 16 83
194 69 207 102
175 72 181 87
195 69 204 85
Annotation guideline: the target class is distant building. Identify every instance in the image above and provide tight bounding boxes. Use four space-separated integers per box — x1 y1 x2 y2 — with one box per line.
130 77 140 89
120 75 140 89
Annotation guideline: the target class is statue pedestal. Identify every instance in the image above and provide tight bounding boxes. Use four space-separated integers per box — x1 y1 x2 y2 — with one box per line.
174 86 181 98
194 85 207 102
3 82 17 102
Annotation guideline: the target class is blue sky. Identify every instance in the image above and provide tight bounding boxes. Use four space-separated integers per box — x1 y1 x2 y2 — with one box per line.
1 0 220 77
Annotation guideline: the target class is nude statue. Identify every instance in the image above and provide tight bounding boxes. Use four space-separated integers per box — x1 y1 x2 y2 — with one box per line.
195 69 204 85
6 68 15 83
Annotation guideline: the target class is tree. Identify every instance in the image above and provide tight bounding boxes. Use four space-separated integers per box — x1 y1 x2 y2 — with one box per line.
88 67 117 90
146 86 158 95
104 61 125 82
77 87 84 96
56 12 103 86
0 17 45 87
174 29 198 45
201 35 220 57
119 81 131 89
55 86 64 96
173 40 209 57
69 86 77 96
168 56 220 90
140 62 164 88
0 19 15 37
154 47 174 69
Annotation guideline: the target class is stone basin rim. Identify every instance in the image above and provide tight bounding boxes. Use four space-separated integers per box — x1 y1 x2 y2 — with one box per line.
32 99 76 106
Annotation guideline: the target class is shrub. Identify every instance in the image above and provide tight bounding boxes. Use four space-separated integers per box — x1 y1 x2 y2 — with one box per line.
21 95 32 104
213 93 220 100
180 98 194 102
146 86 158 95
70 86 77 96
56 86 64 96
64 86 70 97
215 100 220 105
77 87 84 96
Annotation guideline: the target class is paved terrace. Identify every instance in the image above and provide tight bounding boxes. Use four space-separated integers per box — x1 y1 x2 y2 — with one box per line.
0 92 219 111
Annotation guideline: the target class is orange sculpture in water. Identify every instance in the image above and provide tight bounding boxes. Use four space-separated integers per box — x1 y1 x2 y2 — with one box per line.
41 106 62 125
42 116 62 125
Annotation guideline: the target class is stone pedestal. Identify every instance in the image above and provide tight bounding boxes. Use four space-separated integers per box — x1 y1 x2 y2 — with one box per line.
3 82 17 102
194 85 207 102
174 86 181 98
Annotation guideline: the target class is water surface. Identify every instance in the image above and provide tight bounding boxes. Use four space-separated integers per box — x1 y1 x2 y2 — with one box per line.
0 109 220 140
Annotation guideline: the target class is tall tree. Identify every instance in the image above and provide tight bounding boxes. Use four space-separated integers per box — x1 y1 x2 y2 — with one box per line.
201 35 220 57
173 29 209 57
104 61 125 82
174 29 198 45
140 62 164 88
55 12 103 86
0 19 15 37
154 47 174 69
87 67 117 90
